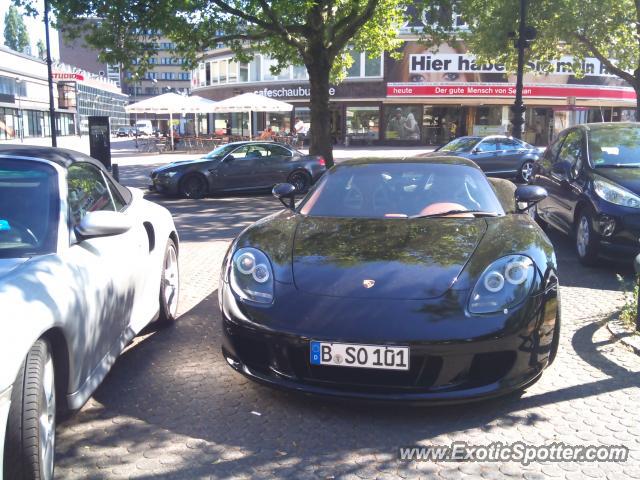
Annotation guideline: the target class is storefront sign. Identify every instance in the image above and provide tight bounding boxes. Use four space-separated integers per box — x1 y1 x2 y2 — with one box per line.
409 54 617 77
52 72 85 81
254 86 336 98
386 84 636 101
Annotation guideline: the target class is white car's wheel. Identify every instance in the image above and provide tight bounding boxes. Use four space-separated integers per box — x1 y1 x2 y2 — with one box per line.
157 238 180 325
5 339 56 480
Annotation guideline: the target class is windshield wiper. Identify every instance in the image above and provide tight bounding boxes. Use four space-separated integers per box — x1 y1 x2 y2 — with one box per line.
411 209 499 219
594 164 640 168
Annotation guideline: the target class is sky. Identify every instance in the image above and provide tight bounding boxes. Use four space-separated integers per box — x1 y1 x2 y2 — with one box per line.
0 0 60 60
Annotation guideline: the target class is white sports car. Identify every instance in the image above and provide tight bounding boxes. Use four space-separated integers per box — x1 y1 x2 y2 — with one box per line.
0 146 180 480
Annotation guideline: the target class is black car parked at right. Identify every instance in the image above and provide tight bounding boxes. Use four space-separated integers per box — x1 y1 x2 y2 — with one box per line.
531 122 640 265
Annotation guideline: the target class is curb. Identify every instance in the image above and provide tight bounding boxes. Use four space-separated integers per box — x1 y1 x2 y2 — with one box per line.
607 317 640 355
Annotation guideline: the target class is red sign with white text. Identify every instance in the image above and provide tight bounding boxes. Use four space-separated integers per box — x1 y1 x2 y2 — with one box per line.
387 84 636 101
52 72 85 81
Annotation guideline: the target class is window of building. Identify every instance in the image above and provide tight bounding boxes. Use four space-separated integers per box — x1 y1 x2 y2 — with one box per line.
211 61 219 84
219 59 228 83
228 61 238 83
239 63 249 82
347 50 362 78
346 106 380 140
250 56 261 81
383 105 422 141
364 55 382 77
292 65 307 80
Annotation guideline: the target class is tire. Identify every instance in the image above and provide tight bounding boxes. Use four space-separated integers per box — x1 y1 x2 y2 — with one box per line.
156 238 180 326
4 339 56 480
518 160 535 184
179 174 208 199
575 210 600 266
288 170 311 193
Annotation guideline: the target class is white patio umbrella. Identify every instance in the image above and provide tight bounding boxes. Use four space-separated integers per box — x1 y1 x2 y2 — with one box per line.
209 92 293 140
126 92 210 149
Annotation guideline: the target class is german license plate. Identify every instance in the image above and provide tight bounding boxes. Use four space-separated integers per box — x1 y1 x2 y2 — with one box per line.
309 341 409 371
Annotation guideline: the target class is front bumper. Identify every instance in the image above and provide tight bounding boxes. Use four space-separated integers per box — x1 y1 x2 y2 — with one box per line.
220 283 559 403
149 173 180 195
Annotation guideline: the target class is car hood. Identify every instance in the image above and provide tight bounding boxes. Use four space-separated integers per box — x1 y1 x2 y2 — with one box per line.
153 157 217 173
0 257 30 280
291 216 486 299
594 168 640 194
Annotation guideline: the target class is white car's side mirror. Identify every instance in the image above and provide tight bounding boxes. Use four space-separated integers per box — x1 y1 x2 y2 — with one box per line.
76 211 132 238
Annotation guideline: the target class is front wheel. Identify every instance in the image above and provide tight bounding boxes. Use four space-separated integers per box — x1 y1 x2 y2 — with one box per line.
180 174 208 199
288 171 311 193
518 160 535 183
575 211 600 265
4 339 56 480
157 238 180 326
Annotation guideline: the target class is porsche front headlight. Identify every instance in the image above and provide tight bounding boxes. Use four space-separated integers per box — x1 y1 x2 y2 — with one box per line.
469 255 535 314
230 247 274 304
594 178 640 208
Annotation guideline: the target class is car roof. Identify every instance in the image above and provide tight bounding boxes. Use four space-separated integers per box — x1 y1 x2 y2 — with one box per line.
339 156 482 169
225 141 293 148
0 145 106 170
574 122 640 132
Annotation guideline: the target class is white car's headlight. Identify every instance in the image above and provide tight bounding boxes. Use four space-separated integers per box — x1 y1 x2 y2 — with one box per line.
594 178 640 208
230 247 274 304
469 255 535 314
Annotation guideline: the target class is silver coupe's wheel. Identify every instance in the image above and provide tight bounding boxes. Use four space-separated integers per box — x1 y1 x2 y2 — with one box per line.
5 339 56 480
157 238 180 325
519 160 535 183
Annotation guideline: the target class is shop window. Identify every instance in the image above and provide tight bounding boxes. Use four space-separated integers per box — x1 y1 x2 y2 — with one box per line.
383 105 422 141
364 55 382 77
294 107 311 133
292 65 307 80
473 106 503 136
347 50 362 77
346 106 379 140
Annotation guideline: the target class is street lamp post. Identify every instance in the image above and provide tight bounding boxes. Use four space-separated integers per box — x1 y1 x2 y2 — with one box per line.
44 0 57 147
510 0 536 139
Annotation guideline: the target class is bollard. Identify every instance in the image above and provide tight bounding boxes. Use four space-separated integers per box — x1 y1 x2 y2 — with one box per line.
111 164 120 183
634 253 640 332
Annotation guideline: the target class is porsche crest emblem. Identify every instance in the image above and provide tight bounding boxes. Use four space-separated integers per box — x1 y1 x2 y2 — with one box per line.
362 279 376 289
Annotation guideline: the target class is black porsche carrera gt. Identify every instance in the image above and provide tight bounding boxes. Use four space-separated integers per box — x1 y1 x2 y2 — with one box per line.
219 156 560 403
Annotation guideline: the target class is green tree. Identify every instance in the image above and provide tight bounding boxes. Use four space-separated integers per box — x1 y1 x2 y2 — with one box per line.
422 0 640 116
36 38 45 59
4 5 30 53
44 0 407 166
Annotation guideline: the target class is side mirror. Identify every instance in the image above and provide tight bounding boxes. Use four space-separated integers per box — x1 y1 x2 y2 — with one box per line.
514 185 547 213
471 147 479 154
75 211 132 238
225 154 235 162
272 182 297 210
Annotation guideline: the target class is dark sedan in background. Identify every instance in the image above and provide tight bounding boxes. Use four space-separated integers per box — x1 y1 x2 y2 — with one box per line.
421 135 540 183
150 141 326 199
532 122 640 265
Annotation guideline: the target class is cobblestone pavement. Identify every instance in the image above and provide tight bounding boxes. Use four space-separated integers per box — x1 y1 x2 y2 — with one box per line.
54 165 640 479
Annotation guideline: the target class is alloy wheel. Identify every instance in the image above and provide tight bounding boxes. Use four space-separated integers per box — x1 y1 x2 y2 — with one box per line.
576 215 590 258
40 353 56 480
163 244 180 318
520 161 534 183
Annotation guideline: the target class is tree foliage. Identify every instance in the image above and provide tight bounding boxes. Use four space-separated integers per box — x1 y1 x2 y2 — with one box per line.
32 0 408 165
4 5 30 53
424 0 640 112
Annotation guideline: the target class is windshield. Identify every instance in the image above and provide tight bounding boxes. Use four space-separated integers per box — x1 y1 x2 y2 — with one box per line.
439 137 481 152
589 126 640 167
298 162 504 219
0 159 59 258
204 144 238 159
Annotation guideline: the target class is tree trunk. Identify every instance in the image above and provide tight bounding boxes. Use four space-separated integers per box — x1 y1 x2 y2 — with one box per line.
307 51 335 168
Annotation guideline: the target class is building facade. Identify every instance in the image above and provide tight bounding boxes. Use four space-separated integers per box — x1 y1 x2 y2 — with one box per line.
191 33 636 146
